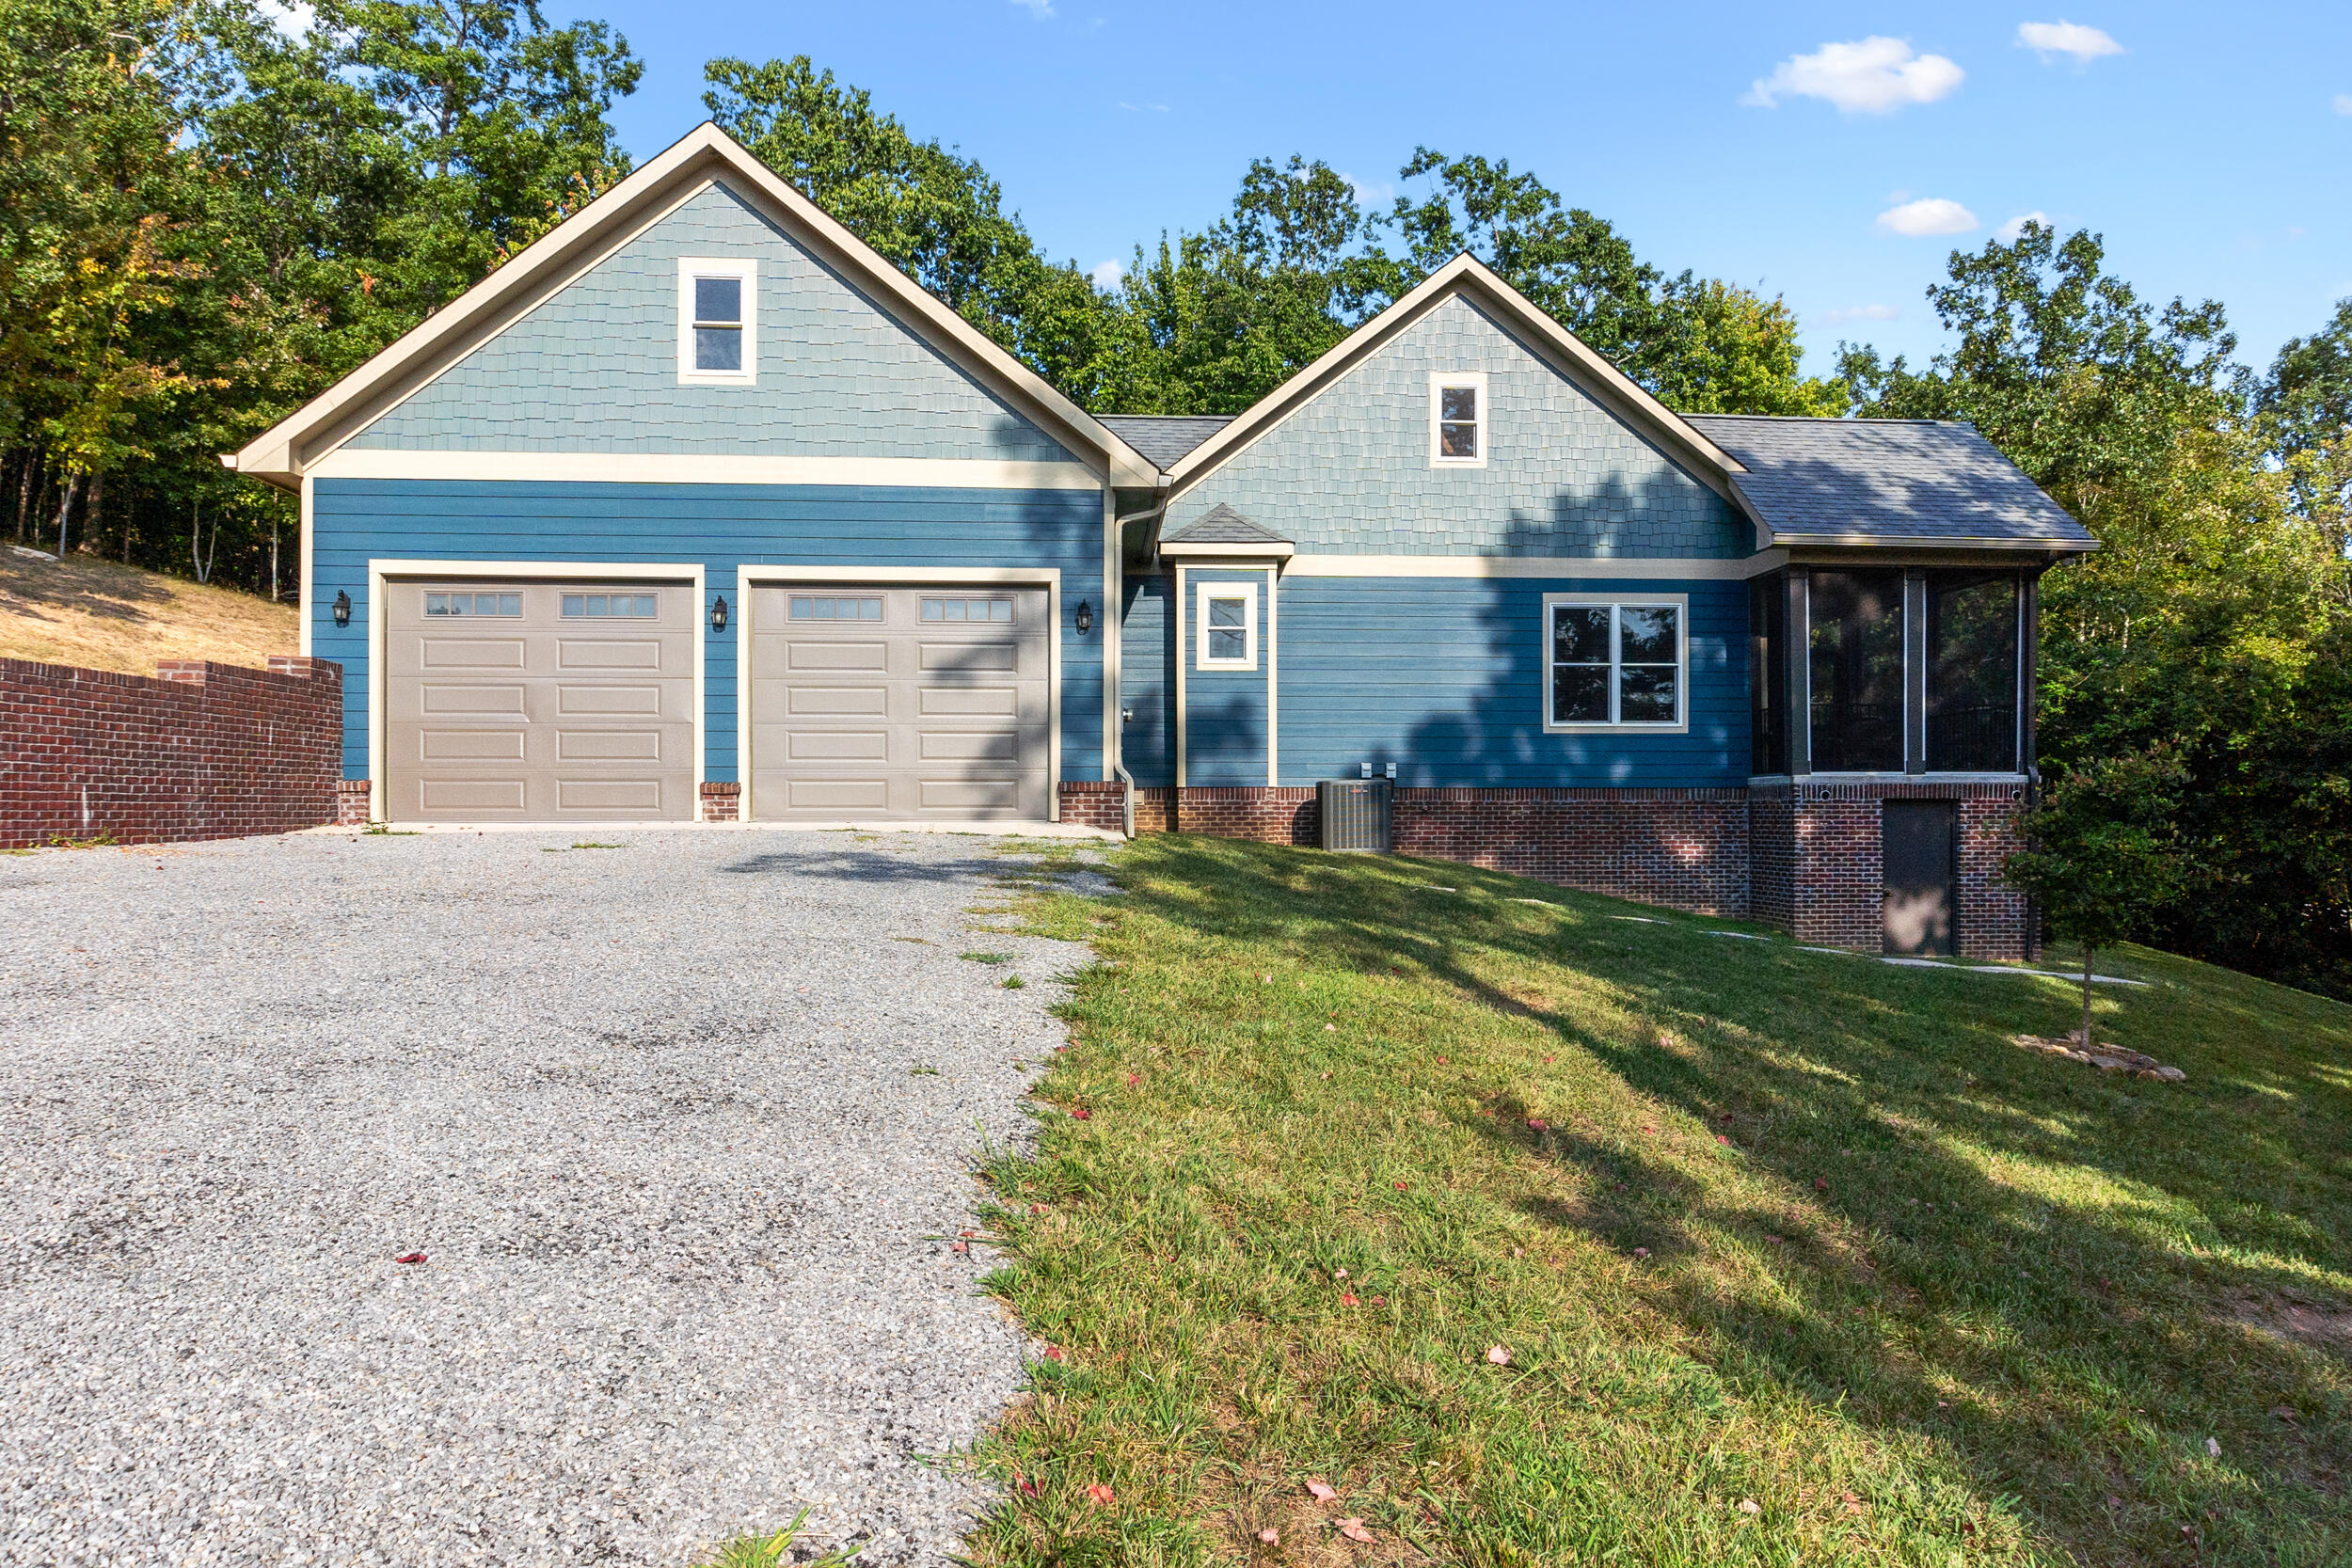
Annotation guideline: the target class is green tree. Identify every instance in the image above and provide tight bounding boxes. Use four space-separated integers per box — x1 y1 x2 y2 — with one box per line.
2003 747 2188 1044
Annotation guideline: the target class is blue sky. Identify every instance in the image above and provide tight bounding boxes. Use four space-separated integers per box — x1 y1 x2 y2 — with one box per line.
577 1 2351 378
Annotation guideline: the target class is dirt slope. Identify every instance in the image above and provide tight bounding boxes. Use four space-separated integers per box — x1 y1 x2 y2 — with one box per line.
0 550 297 677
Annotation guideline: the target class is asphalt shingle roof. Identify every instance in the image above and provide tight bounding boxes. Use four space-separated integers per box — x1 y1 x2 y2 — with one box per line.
1683 415 2095 548
1099 414 1235 470
1164 502 1290 546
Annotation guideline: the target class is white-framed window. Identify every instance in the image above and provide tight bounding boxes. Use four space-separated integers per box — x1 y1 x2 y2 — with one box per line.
789 594 883 622
424 591 520 617
562 593 659 619
1429 371 1487 467
1195 580 1259 671
677 258 756 384
1543 594 1687 731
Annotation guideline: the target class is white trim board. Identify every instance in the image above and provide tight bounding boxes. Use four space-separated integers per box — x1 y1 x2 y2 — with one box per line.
734 563 1064 825
365 559 707 827
309 449 1104 491
1281 552 1785 579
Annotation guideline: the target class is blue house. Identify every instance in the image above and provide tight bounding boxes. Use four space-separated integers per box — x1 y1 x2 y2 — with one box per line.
232 124 2094 957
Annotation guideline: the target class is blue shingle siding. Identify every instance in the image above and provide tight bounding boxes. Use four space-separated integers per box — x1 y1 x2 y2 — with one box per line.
1183 566 1273 787
1272 575 1748 788
347 183 1073 464
310 478 1104 783
1118 573 1173 787
1176 294 1746 558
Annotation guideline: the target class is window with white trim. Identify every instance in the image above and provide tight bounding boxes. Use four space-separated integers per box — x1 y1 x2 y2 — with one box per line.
1429 372 1486 467
678 258 756 383
1195 580 1259 671
424 591 519 617
1544 595 1685 729
562 593 658 619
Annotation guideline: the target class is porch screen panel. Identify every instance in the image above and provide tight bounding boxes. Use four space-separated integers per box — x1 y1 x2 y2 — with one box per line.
1748 575 1788 775
1807 570 1904 772
1926 573 2021 772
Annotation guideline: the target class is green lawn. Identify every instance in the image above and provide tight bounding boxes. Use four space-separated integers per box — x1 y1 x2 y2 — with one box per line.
970 835 2350 1567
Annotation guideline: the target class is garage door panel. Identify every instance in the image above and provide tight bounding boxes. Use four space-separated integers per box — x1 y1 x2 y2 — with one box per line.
420 728 528 762
787 730 889 761
421 639 526 670
918 729 1019 762
918 641 1018 673
785 778 890 812
918 685 1018 717
421 683 527 716
787 641 890 672
386 579 693 823
919 778 1022 812
788 685 889 716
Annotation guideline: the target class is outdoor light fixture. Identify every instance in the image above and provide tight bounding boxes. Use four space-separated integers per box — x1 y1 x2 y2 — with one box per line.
332 590 351 627
1074 598 1093 635
710 594 729 632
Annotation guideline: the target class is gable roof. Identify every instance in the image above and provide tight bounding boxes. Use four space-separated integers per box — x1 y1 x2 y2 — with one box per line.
1687 416 2097 551
1097 415 1234 469
1160 501 1294 560
1157 254 1755 517
229 123 1158 490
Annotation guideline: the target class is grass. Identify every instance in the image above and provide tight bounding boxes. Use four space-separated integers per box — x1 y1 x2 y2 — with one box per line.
970 835 2350 1567
0 552 295 674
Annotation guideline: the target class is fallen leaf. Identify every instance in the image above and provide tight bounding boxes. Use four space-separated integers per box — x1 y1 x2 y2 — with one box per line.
1542 1054 1554 1064
1071 1107 1090 1119
1526 1117 1549 1132
1257 1528 1279 1544
1435 1055 1447 1064
2274 1404 2299 1423
394 1253 426 1265
1334 1267 1348 1279
1337 1518 1375 1544
1737 1498 1761 1516
1306 1480 1339 1502
1086 1481 1115 1505
1340 1292 1360 1306
1764 1235 1784 1244
1043 1345 1066 1361
1369 1295 1386 1305
1486 1344 1511 1365
2206 1437 2221 1458
951 1241 969 1254
1632 1246 1650 1259
1015 1471 1041 1497
2106 1495 2124 1511
1715 1133 1731 1145
1393 1180 1409 1190
1126 1072 1139 1086
1325 1023 1336 1032
1814 1177 1830 1193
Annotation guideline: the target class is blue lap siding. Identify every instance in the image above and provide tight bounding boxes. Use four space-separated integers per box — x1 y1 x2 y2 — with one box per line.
1182 565 1276 787
1116 573 1750 790
310 478 1104 784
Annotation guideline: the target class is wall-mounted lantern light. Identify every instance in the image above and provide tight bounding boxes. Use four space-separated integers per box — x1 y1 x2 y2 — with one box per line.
710 595 729 632
1073 598 1093 636
332 590 351 627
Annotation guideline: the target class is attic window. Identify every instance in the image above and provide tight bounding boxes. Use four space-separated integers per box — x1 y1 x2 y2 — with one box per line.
1429 372 1486 467
678 258 756 384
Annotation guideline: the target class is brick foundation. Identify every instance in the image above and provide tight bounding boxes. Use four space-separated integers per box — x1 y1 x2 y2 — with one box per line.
1056 780 1127 832
1395 787 1750 916
1 655 342 849
699 781 741 823
1747 781 2033 959
1102 778 2032 955
336 780 372 827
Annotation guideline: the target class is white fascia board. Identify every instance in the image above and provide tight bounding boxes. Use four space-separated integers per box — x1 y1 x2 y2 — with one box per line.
1160 255 1750 506
230 122 1156 491
1282 551 1786 579
1157 539 1296 560
307 450 1102 490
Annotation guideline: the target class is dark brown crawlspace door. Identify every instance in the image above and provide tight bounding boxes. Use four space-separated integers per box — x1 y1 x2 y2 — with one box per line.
1883 800 1958 956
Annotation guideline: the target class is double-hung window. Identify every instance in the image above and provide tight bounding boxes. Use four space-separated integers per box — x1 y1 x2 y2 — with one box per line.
1429 372 1486 467
1544 594 1685 729
1195 581 1259 671
677 258 756 383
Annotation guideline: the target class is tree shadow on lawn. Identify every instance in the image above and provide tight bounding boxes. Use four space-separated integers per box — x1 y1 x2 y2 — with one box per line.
1128 836 2352 1560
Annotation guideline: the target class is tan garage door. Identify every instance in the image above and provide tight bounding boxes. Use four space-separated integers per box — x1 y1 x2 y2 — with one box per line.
748 583 1049 821
384 579 695 822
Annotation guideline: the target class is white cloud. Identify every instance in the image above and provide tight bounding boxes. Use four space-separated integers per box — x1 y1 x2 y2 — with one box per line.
1821 304 1899 325
2334 93 2352 116
1877 198 1979 236
1743 38 1964 114
257 0 315 36
1009 0 1053 17
1341 172 1394 207
1116 101 1169 114
1995 210 2052 241
2016 21 2123 64
1089 260 1123 291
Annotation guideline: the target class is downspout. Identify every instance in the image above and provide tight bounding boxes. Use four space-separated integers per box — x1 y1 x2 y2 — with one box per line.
1108 479 1173 839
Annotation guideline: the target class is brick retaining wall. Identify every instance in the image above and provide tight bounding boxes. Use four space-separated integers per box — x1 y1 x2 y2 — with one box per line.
1 656 342 849
1395 787 1750 916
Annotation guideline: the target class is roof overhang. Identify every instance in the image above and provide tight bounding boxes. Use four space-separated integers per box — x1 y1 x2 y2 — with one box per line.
1774 534 2101 553
1159 254 1766 536
227 122 1157 492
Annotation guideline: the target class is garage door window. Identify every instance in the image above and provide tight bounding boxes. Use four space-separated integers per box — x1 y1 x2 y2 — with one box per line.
920 596 1012 623
789 595 883 621
424 592 520 617
562 593 659 618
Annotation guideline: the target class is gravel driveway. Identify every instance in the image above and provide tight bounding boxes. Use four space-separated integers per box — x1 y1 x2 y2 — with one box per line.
0 828 1094 1567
